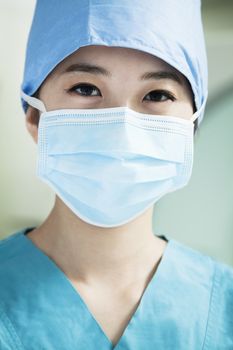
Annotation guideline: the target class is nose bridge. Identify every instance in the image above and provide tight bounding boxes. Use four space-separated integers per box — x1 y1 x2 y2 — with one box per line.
105 74 139 109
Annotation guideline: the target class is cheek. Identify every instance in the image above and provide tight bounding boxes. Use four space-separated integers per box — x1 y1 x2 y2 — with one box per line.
166 101 194 120
39 79 66 111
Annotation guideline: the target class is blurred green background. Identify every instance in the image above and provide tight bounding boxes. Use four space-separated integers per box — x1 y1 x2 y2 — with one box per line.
0 0 232 266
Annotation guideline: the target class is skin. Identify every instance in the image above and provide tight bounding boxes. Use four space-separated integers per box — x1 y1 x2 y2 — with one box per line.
25 45 195 345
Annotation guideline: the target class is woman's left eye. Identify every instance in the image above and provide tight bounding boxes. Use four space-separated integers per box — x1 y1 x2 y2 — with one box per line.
69 83 101 96
143 90 176 102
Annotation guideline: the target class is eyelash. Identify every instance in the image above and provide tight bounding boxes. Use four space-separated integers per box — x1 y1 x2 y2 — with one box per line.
68 83 176 102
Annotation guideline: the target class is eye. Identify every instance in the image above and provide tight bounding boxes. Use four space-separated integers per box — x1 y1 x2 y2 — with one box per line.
69 83 102 97
143 90 176 102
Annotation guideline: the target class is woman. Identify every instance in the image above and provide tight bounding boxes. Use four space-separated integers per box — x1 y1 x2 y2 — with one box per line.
0 1 232 349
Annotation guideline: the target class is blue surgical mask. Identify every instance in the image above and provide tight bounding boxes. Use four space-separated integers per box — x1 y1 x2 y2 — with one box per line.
21 92 205 228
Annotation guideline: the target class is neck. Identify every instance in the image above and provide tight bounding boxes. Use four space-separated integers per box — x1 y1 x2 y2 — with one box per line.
28 196 167 288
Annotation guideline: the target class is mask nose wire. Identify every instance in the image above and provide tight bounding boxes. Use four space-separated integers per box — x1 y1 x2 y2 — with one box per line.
21 90 47 113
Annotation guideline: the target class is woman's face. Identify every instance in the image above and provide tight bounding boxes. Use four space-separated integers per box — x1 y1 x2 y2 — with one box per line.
27 45 195 140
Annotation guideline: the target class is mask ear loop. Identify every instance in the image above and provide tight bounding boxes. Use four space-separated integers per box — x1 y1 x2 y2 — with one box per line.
21 90 208 124
21 90 47 113
190 96 208 123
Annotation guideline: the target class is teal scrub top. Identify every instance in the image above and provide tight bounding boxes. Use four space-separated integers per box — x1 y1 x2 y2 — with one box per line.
0 227 233 349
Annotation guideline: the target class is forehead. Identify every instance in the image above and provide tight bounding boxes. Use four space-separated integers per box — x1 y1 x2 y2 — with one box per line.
52 45 186 81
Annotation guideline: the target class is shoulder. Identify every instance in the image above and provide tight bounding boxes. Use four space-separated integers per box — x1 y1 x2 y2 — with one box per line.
209 259 233 343
172 238 233 349
0 228 33 299
0 229 27 265
0 301 24 350
172 238 233 304
213 257 233 289
168 238 217 284
0 229 31 349
212 257 233 314
170 237 233 281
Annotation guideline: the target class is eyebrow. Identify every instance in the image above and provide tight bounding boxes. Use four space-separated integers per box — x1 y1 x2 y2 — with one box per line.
63 63 111 76
140 70 182 85
63 63 183 85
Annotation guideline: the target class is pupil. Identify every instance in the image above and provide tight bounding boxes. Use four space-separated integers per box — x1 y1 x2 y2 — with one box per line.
149 92 166 101
151 92 163 101
80 85 94 95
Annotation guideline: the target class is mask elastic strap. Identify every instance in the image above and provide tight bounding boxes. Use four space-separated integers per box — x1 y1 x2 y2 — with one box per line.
190 96 208 123
21 90 47 113
21 89 208 122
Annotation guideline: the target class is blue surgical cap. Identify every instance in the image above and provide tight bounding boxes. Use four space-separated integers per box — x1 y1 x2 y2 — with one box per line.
21 0 208 124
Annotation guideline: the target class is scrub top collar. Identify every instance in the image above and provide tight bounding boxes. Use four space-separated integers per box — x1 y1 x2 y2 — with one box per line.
21 228 171 349
4 227 214 350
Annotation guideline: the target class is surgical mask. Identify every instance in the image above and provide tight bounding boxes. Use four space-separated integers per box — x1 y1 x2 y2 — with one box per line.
21 91 204 228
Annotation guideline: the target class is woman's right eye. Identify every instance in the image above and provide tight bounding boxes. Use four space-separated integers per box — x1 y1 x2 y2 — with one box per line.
69 83 102 97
